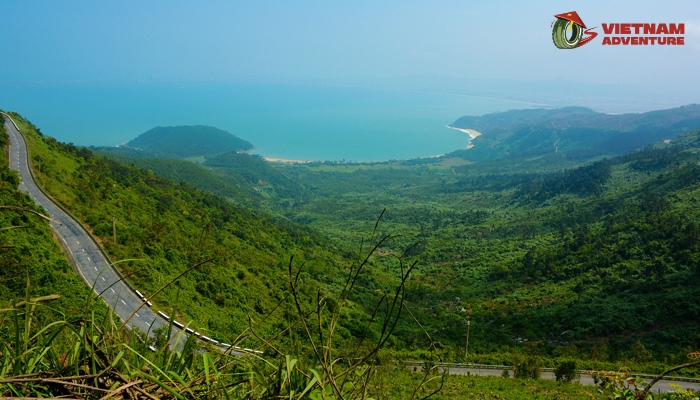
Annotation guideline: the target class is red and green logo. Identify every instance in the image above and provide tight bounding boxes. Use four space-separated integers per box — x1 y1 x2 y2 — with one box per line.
552 11 598 49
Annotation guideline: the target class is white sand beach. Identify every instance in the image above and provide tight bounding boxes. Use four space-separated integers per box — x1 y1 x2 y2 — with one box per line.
447 125 482 139
447 126 482 149
263 157 311 164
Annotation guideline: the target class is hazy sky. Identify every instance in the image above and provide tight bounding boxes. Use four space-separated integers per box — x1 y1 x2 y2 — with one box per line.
1 1 699 105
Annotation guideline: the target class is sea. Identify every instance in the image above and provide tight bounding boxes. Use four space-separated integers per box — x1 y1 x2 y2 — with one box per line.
0 82 541 162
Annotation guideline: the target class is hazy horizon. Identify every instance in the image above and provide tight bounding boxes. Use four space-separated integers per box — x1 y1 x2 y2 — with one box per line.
0 1 698 102
1 1 699 158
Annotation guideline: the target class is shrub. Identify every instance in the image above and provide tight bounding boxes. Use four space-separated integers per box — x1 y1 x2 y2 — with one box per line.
554 360 580 383
513 355 541 379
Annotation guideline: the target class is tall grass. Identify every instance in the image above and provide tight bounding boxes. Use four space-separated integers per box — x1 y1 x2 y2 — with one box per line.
0 209 443 399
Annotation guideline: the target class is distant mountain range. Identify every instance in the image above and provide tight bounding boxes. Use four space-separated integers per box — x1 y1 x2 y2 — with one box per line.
449 104 700 162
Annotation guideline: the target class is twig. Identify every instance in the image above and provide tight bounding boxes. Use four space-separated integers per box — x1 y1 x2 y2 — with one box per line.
106 257 213 345
99 379 143 400
288 257 344 398
642 359 700 396
247 314 283 356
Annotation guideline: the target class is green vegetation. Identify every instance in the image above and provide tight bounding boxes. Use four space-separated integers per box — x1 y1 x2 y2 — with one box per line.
449 104 700 162
0 241 433 399
83 110 700 376
16 112 345 347
123 125 253 158
0 113 102 319
266 129 700 376
93 152 261 208
5 107 700 398
554 360 580 383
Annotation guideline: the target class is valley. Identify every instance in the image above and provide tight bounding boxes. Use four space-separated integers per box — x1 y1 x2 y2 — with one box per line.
3 105 700 398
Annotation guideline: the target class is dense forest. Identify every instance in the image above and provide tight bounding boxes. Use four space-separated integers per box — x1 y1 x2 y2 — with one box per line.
90 110 700 366
4 108 700 398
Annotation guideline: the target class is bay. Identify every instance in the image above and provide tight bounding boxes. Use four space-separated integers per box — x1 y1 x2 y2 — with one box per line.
0 82 539 161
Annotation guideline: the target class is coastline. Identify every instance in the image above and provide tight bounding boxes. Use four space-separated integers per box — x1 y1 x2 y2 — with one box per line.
263 156 311 164
262 127 480 164
447 125 482 149
447 125 482 139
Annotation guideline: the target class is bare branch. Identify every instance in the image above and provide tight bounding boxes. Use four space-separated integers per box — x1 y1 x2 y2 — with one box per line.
642 359 700 396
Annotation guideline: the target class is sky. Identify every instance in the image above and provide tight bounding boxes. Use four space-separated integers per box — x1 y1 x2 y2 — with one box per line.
0 1 699 107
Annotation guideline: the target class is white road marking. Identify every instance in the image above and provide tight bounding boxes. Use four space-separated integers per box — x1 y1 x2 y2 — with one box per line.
145 321 151 326
82 249 85 252
94 267 97 270
135 313 140 318
110 288 115 293
87 257 91 261
101 277 106 281
121 300 127 305
77 241 80 244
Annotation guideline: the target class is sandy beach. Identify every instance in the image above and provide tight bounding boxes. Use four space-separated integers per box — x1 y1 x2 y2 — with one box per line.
263 157 311 164
448 126 482 149
447 125 482 139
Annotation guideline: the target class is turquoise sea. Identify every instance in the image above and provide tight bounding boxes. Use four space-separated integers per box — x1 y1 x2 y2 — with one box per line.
0 82 540 161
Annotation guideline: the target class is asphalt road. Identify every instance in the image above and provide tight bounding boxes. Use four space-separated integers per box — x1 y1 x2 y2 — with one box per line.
449 367 700 394
406 363 700 394
3 113 240 353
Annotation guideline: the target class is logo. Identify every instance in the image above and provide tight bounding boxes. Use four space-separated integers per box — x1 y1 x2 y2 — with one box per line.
551 11 598 49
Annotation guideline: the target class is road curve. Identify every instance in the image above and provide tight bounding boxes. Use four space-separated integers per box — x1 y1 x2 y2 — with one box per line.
3 113 243 354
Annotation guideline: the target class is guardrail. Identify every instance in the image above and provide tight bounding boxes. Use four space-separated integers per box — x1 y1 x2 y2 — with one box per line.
404 361 700 383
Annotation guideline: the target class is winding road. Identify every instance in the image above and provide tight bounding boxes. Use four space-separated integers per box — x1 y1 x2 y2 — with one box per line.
3 113 243 354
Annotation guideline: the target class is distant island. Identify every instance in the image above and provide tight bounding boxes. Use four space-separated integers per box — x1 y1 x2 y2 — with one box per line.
124 125 253 159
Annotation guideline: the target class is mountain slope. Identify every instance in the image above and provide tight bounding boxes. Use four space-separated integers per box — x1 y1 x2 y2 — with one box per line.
11 113 396 348
449 104 700 162
1 112 103 316
204 152 307 201
275 127 700 363
93 151 261 208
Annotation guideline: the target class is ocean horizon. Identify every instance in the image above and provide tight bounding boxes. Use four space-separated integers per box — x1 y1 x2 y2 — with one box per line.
0 82 542 162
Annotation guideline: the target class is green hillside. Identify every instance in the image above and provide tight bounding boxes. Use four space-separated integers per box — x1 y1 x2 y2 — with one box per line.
10 113 406 350
95 150 306 209
3 112 621 400
204 152 307 201
0 113 107 318
449 104 700 162
125 125 253 158
6 109 700 387
94 151 262 208
270 128 700 371
93 108 700 369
